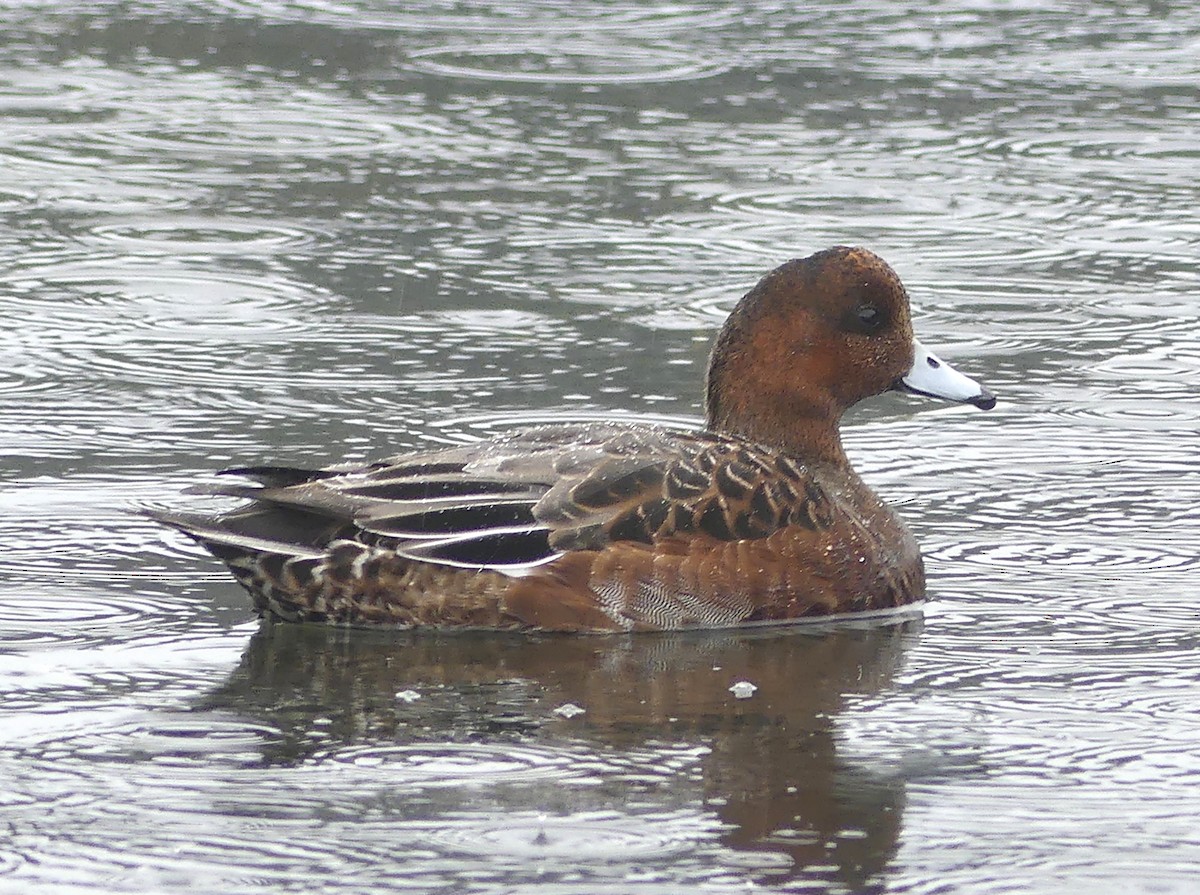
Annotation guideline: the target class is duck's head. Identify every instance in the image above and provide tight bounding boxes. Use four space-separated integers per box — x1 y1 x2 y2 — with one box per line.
705 246 994 464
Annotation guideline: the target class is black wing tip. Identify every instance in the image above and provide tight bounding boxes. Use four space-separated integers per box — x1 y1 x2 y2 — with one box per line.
217 465 334 487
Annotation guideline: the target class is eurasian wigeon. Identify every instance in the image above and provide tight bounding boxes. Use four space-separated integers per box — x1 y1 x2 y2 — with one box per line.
152 246 994 631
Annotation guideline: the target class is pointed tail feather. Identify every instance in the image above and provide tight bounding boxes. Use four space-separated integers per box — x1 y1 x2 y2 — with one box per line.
144 509 324 560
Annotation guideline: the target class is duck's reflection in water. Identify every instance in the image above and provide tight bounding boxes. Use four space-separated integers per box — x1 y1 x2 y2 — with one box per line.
206 617 920 890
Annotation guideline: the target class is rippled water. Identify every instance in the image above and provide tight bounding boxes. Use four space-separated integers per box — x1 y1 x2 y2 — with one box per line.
2 1 1199 892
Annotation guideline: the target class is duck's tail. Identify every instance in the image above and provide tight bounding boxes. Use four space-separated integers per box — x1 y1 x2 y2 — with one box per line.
146 508 332 621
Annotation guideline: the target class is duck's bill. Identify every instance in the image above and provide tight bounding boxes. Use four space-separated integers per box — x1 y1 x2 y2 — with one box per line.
897 340 996 410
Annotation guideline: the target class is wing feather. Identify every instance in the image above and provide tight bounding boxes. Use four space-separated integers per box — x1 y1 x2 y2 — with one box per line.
163 422 832 574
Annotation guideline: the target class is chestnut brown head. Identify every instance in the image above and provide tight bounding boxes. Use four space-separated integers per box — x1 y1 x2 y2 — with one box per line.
705 246 993 463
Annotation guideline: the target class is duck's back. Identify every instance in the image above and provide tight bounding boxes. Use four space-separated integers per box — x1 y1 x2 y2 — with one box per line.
154 421 924 631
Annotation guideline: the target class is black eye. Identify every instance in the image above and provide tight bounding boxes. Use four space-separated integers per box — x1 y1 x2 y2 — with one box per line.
847 302 886 334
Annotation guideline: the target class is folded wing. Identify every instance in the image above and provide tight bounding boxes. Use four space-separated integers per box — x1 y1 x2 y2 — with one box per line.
154 421 831 575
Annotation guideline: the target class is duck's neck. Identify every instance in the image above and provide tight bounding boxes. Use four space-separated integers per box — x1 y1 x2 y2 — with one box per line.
704 300 855 469
707 395 851 469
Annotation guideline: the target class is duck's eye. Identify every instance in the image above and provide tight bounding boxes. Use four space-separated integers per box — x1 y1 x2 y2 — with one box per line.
847 303 886 334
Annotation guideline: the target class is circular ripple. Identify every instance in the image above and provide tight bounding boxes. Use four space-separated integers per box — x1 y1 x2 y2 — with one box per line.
242 0 740 34
1042 398 1200 425
33 715 274 769
928 539 1198 573
405 43 728 84
1090 348 1200 380
7 256 329 320
428 810 707 860
116 105 446 159
320 742 578 786
1 256 331 396
82 217 314 255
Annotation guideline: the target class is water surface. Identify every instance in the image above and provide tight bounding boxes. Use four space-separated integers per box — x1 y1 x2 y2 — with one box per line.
2 2 1199 892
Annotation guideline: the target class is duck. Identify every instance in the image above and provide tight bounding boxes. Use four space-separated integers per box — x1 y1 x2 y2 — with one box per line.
151 246 994 632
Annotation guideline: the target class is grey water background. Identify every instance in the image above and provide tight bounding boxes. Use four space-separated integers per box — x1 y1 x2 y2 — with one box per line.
1 1 1198 892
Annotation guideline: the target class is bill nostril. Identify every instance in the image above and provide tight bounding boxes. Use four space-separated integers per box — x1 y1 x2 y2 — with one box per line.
926 356 941 369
